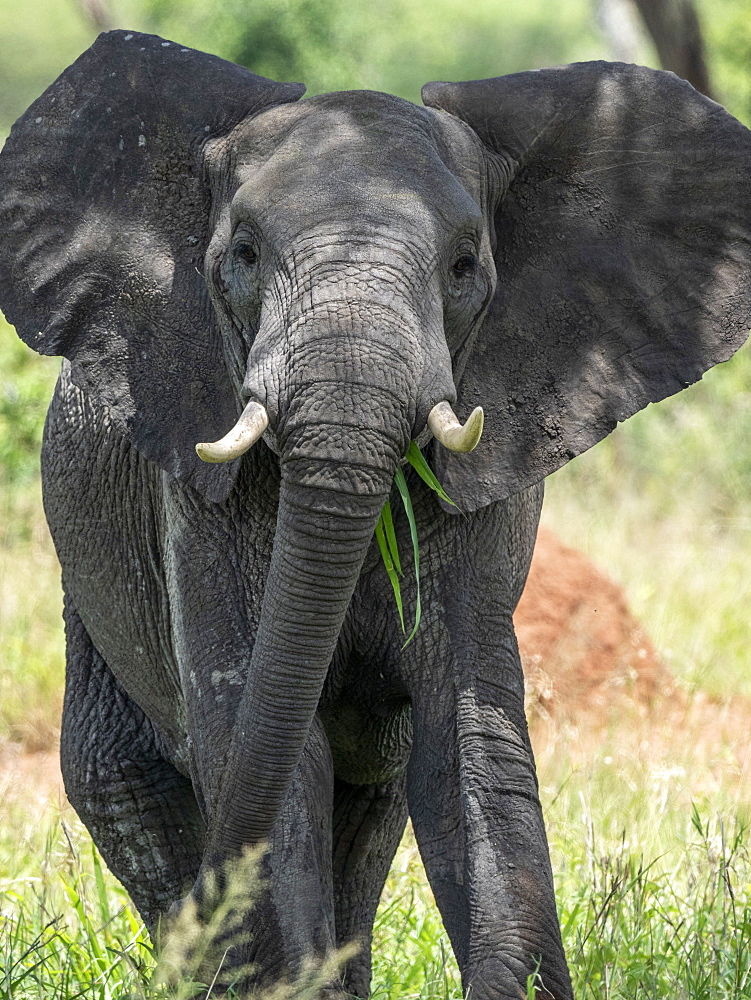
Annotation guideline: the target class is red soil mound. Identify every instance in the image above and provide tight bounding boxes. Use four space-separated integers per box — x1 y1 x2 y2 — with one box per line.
515 527 674 722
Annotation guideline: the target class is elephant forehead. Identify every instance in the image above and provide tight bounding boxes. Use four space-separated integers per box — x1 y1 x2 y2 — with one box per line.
232 90 438 165
226 92 482 232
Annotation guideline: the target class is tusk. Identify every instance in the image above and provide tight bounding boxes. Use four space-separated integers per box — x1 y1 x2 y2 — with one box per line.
195 400 269 463
427 401 484 453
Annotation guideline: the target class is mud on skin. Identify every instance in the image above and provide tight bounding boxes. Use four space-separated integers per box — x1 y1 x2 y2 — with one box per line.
2 28 751 1000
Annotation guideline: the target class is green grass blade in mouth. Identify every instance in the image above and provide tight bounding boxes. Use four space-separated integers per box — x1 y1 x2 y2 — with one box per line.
375 443 455 644
380 497 403 576
375 509 405 633
395 467 422 648
405 441 456 508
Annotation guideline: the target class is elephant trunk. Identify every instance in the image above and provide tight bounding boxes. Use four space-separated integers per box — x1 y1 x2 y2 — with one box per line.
197 300 446 874
204 455 393 862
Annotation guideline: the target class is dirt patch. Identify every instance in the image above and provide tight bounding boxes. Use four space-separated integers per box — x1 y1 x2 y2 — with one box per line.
515 528 675 723
515 530 751 793
0 744 64 812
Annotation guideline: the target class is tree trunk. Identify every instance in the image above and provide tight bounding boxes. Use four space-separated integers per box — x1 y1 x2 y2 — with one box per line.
632 0 714 99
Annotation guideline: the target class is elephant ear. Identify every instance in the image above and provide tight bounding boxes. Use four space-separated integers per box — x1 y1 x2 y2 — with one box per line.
0 30 304 501
423 63 751 511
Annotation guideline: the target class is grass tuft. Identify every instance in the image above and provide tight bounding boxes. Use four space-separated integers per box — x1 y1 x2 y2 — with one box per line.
376 443 454 647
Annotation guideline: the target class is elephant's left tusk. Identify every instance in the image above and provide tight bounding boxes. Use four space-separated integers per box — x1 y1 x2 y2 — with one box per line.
427 401 484 453
196 400 269 463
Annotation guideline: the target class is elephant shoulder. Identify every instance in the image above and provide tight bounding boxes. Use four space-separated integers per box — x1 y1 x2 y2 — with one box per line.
42 361 163 562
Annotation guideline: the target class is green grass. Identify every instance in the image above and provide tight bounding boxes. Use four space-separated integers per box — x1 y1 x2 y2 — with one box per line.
0 329 63 750
5 786 751 997
0 485 64 751
376 443 455 646
549 735 751 996
555 813 751 998
0 799 152 999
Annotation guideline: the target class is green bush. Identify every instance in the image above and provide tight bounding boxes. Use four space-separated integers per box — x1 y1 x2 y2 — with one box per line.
0 320 58 486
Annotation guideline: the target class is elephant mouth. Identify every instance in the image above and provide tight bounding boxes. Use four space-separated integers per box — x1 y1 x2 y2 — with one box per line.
195 398 484 464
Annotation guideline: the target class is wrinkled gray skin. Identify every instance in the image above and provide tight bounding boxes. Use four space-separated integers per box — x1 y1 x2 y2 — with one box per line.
3 30 751 1000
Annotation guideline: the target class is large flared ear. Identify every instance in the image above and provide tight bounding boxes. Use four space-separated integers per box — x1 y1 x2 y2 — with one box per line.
0 30 304 501
423 63 751 511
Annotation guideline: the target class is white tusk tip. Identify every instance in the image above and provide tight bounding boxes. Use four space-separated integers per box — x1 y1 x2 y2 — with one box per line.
428 401 484 453
195 442 230 463
461 406 484 452
194 401 270 464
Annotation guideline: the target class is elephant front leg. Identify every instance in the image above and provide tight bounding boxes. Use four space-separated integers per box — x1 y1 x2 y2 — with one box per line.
60 600 205 932
406 630 572 1000
331 776 409 997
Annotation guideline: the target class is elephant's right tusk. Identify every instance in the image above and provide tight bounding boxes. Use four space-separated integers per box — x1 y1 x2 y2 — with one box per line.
427 401 484 453
196 400 269 463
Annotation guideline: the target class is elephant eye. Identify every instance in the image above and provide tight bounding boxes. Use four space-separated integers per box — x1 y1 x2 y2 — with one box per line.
234 241 257 266
452 253 476 276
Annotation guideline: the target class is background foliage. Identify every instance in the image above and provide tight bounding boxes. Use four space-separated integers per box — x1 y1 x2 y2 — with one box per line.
2 0 750 129
2 0 751 996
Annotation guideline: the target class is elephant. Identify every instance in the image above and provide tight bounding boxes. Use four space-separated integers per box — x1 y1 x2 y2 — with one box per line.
2 27 751 1000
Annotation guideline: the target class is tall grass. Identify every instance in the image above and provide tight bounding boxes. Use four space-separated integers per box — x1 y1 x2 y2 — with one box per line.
0 330 63 750
5 783 751 996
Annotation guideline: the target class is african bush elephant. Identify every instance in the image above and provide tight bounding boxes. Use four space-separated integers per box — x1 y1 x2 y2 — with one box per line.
2 29 751 1000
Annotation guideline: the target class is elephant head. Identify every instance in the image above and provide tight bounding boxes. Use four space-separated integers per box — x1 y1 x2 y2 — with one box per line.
2 31 751 875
